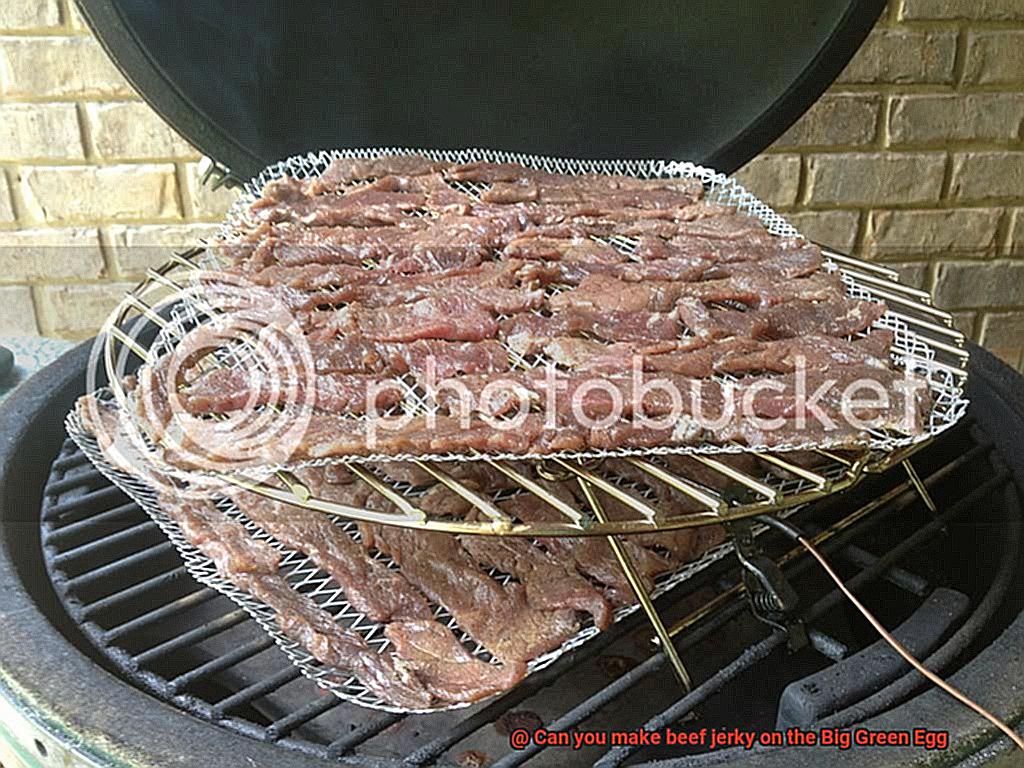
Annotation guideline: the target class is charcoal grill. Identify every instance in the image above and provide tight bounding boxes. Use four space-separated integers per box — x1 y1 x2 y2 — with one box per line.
5 0 1024 765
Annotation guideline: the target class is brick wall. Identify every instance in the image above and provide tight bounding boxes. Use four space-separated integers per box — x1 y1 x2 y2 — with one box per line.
1 1 1023 368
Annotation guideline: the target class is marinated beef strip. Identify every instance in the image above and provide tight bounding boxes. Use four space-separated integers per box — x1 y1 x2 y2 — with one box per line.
446 162 704 207
179 368 403 416
501 309 679 355
503 233 627 263
675 272 845 309
548 274 694 313
306 337 510 378
361 524 579 662
246 214 515 272
384 620 527 703
425 370 721 422
251 185 428 227
161 495 433 709
306 154 451 193
326 295 501 343
518 256 711 286
677 296 887 341
497 491 669 606
228 487 433 623
458 535 613 629
699 242 824 280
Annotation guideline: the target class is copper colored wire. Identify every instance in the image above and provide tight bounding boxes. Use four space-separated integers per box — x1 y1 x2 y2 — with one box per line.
797 534 1024 753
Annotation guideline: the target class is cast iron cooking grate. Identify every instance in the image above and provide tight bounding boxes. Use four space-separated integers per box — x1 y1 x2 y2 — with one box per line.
38 417 1021 766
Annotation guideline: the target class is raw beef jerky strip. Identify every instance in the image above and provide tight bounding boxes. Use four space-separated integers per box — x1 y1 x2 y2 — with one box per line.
384 620 527 703
228 487 433 623
675 272 845 309
163 495 433 709
458 535 613 629
548 274 694 313
251 185 427 227
179 369 404 415
424 369 723 422
361 524 579 662
713 333 894 376
447 162 703 204
324 295 501 343
501 309 679 355
303 337 510 378
498 489 670 607
518 256 711 286
307 154 450 194
677 296 887 340
503 233 629 263
699 242 823 280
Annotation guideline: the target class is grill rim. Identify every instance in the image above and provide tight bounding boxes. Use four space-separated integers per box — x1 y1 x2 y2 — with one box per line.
1 340 1023 768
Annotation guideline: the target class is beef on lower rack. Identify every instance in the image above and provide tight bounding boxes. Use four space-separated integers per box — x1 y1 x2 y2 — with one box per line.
76 154 934 710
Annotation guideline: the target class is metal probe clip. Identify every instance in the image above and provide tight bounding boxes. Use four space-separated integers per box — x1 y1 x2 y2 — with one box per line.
729 517 808 652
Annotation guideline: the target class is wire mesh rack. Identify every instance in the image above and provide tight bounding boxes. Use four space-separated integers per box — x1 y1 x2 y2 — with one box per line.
71 148 970 711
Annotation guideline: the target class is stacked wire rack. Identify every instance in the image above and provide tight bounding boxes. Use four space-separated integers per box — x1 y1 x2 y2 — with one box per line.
67 149 970 712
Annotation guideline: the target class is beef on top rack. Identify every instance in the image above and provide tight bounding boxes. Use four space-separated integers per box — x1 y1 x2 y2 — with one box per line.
75 151 967 712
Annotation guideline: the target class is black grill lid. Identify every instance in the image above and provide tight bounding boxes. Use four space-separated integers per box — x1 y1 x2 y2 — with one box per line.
76 0 884 180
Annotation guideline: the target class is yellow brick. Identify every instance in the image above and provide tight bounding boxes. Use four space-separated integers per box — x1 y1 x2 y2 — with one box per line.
36 282 133 338
865 208 1002 259
933 260 1024 309
0 177 13 222
784 210 860 251
806 152 945 206
774 94 879 148
836 29 956 84
950 153 1024 202
184 162 240 218
963 31 1024 86
0 102 83 160
0 285 38 334
901 0 1024 19
106 223 220 277
18 164 180 223
0 0 61 30
980 311 1024 353
732 155 800 208
0 36 133 98
86 102 198 159
0 227 104 280
888 94 1024 146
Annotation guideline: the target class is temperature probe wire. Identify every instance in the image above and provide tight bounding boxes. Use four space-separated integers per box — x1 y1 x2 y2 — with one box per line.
755 514 1024 753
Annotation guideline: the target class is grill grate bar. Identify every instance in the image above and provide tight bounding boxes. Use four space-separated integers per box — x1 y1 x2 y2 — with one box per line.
81 565 187 618
807 628 849 661
51 450 91 472
326 714 404 757
839 542 930 597
212 666 303 718
132 609 249 666
44 501 142 543
103 587 217 642
592 469 1010 767
63 540 176 590
46 485 128 522
49 518 159 568
44 469 108 497
267 696 343 740
168 637 275 694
